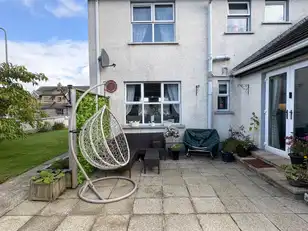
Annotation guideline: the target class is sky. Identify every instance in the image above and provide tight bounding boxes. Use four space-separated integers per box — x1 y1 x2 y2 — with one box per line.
0 0 89 91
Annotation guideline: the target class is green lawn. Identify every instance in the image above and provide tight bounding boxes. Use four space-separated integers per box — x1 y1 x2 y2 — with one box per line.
0 130 68 183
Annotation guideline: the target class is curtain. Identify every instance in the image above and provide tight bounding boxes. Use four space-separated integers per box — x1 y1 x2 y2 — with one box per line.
155 24 174 42
271 78 281 148
166 84 179 114
133 24 151 42
126 85 135 116
155 6 173 20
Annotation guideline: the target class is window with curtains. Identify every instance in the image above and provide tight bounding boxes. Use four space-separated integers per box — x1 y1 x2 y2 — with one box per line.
125 82 180 124
131 3 175 43
217 81 230 111
227 1 251 33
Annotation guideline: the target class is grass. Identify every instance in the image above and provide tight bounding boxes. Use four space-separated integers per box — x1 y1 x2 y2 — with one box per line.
0 130 68 184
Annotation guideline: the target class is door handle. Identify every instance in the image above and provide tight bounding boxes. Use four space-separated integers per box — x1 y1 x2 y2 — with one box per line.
285 110 288 119
289 110 293 120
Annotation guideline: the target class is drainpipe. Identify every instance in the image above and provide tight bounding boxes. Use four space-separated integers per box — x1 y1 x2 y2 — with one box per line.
95 0 101 95
207 0 213 128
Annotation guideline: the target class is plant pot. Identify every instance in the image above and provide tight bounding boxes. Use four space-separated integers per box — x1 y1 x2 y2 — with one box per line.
29 175 66 201
287 179 308 188
288 153 305 165
221 151 235 162
171 151 180 160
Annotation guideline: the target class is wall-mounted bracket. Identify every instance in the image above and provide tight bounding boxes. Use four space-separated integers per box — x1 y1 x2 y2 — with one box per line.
238 84 250 95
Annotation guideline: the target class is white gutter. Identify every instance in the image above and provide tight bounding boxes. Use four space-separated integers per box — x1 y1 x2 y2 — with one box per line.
95 0 101 95
232 37 308 76
207 0 213 129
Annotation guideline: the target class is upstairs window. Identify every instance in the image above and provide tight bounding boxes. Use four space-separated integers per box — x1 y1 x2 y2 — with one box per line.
227 1 251 33
131 3 175 43
264 1 287 22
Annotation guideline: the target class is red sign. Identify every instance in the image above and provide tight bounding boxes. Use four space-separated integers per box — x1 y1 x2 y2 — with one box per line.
105 80 117 93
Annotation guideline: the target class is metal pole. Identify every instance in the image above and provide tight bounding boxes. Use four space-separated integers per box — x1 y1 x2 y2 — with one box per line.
0 27 8 64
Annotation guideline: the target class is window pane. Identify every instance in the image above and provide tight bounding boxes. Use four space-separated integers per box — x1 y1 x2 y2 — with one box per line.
229 3 249 15
133 6 151 21
155 5 173 20
219 84 227 94
164 84 179 101
126 84 141 102
126 104 142 123
163 104 180 123
154 24 174 42
227 17 248 32
133 24 152 42
218 96 228 110
144 104 161 124
144 83 161 102
265 4 285 22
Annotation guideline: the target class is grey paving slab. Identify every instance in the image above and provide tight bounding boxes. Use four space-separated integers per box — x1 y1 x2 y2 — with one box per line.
136 185 163 198
275 197 308 213
187 184 217 197
0 216 32 231
103 198 134 215
200 168 224 176
128 215 163 231
92 215 129 231
109 185 135 199
249 196 293 213
205 176 231 186
59 189 79 199
161 170 181 177
258 183 288 197
211 183 245 197
163 185 189 197
70 200 104 215
298 214 308 222
220 196 260 213
40 199 79 216
18 216 64 231
84 186 113 199
160 163 179 170
226 174 253 184
6 200 48 216
55 215 96 231
265 213 308 231
184 177 208 185
164 215 202 231
139 176 163 186
235 183 271 197
198 214 240 231
133 198 162 214
162 176 185 185
192 197 226 213
231 213 280 231
248 176 270 186
259 169 286 181
163 197 194 214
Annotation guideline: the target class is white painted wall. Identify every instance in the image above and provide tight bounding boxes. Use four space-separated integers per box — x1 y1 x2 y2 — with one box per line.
97 0 209 132
211 0 308 140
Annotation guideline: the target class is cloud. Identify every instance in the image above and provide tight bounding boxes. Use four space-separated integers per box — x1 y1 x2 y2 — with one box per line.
0 39 89 91
45 0 87 18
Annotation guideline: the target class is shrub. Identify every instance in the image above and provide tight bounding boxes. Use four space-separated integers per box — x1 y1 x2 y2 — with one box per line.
37 121 52 133
52 122 66 130
32 170 65 184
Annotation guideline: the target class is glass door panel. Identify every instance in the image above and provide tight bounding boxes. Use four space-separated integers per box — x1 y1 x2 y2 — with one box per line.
268 73 287 151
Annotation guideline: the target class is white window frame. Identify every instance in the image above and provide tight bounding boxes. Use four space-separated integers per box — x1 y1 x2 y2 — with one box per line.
227 1 251 32
131 2 175 43
124 82 181 125
264 0 287 22
217 81 230 111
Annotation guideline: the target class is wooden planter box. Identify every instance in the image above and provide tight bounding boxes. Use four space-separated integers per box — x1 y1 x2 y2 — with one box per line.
29 175 66 201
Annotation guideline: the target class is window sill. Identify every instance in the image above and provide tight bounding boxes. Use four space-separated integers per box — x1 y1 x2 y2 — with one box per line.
224 32 254 35
122 124 185 129
214 111 234 115
262 21 292 25
128 42 179 45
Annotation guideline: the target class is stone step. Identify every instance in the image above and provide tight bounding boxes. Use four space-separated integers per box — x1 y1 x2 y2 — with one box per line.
234 152 308 200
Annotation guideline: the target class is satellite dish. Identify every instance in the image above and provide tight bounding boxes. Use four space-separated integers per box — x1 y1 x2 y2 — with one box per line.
98 49 116 68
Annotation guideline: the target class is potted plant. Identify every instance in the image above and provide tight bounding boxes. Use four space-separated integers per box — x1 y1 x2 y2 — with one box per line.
283 164 308 187
221 138 236 162
285 135 308 165
29 170 66 201
170 144 181 160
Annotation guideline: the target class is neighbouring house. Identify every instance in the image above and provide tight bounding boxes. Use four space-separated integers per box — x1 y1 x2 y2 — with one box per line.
87 0 308 158
34 85 89 117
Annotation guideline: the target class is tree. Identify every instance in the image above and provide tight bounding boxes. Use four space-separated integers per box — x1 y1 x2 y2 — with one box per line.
0 63 48 142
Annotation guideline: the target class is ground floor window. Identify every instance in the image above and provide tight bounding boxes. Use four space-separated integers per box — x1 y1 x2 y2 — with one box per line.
125 82 180 124
217 81 230 110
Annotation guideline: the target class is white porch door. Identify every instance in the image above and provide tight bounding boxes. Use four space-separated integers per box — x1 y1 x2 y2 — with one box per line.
265 60 308 158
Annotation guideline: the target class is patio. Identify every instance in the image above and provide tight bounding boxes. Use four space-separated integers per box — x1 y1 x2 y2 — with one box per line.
1 156 308 231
